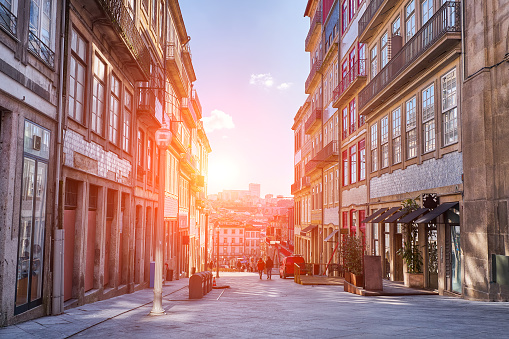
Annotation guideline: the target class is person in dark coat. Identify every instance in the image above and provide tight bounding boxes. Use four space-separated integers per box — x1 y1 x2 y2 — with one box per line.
265 256 274 280
257 258 265 279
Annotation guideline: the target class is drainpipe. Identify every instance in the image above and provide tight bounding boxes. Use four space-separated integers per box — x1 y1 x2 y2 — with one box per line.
52 0 68 316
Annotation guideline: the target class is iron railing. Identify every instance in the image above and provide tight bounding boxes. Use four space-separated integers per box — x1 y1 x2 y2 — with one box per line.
313 140 339 164
0 2 16 36
304 105 322 134
191 89 202 116
359 2 461 110
28 31 55 67
166 43 189 96
305 60 322 93
333 59 367 104
358 0 386 38
98 0 150 79
305 10 322 50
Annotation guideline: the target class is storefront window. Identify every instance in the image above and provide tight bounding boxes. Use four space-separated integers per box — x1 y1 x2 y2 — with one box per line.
15 120 50 314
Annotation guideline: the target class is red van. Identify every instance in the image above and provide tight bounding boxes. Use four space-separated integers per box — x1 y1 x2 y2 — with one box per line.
279 255 306 278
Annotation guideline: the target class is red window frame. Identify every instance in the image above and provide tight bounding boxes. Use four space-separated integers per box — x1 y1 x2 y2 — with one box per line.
359 139 366 181
342 211 349 230
342 150 349 186
342 107 349 139
350 144 357 184
350 209 357 235
349 0 355 21
349 99 357 134
342 0 348 34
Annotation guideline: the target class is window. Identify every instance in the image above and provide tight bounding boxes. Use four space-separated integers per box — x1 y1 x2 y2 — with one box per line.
442 69 458 145
371 124 378 172
381 116 389 168
342 0 348 33
349 0 355 20
137 130 144 169
370 45 378 79
343 150 348 186
392 108 402 164
69 28 86 124
405 0 416 42
380 32 388 68
421 0 433 24
109 75 120 144
350 145 357 184
123 91 132 153
91 56 106 136
29 0 55 66
392 16 401 36
359 140 366 181
422 84 435 152
232 229 236 234
406 96 417 158
342 107 348 139
349 99 357 134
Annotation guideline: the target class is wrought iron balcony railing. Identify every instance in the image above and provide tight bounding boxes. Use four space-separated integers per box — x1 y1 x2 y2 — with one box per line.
314 140 339 164
0 2 16 36
305 10 322 51
137 87 163 127
181 97 197 128
98 0 150 80
191 89 202 119
304 105 322 135
305 59 322 94
358 0 388 40
333 59 367 108
181 43 196 82
359 2 461 111
28 31 55 67
166 43 189 98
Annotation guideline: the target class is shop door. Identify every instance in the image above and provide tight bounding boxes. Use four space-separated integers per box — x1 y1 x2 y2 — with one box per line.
85 210 96 292
63 209 76 301
451 226 461 293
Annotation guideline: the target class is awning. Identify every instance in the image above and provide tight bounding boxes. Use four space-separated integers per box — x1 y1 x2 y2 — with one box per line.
324 229 339 242
384 209 408 223
361 208 388 223
398 208 429 224
371 207 402 223
415 202 459 224
300 224 317 236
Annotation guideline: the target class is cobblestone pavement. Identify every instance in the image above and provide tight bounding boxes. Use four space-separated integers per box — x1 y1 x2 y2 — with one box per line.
1 271 509 338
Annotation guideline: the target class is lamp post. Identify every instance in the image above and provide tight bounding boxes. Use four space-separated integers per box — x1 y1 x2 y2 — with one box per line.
150 126 172 316
216 225 220 278
204 208 209 271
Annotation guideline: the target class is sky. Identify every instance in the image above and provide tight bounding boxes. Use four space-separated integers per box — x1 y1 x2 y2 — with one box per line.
179 0 309 197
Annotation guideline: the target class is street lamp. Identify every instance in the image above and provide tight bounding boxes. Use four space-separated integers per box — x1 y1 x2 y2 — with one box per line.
216 225 220 278
150 126 172 316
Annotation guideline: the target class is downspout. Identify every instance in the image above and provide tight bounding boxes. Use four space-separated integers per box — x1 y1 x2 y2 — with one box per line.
52 0 68 316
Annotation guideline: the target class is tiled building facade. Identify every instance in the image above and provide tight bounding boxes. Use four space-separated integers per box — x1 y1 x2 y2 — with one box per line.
294 0 509 300
1 0 210 326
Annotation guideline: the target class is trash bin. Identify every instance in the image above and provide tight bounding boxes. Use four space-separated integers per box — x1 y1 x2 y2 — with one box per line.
166 269 174 281
191 267 196 275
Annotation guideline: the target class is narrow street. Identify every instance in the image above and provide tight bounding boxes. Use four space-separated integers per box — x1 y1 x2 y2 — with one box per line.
1 271 508 338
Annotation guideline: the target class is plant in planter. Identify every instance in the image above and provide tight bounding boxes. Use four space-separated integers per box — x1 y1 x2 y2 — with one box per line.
341 235 364 287
396 198 424 288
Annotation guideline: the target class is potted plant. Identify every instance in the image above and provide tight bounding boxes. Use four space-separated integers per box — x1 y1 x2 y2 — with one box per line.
341 235 364 287
396 198 424 288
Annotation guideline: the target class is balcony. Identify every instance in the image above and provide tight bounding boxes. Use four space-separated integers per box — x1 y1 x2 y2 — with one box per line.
181 43 197 82
304 105 322 135
314 140 340 166
333 59 367 108
83 0 150 80
0 2 17 37
137 87 163 128
180 152 198 174
169 114 186 153
358 0 399 43
28 31 55 67
166 43 190 98
181 97 197 128
191 89 202 119
305 60 322 94
359 2 461 114
305 10 322 52
291 176 311 194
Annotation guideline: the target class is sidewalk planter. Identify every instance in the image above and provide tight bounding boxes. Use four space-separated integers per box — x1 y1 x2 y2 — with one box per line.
404 272 424 288
345 271 364 287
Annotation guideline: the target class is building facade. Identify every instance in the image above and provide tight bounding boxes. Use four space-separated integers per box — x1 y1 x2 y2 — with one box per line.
1 0 210 326
0 0 64 324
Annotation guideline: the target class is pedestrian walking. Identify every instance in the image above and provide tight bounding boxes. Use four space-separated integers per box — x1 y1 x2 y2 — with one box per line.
265 256 274 280
257 258 265 279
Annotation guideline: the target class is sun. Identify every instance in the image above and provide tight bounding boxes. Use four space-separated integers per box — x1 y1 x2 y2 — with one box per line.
207 155 239 193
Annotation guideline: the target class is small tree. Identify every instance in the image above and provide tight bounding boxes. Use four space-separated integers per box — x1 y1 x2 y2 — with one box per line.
396 198 423 274
341 235 363 276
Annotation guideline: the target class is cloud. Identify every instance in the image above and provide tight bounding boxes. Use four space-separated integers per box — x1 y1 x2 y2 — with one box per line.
249 73 274 88
202 109 235 133
277 82 293 90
